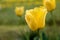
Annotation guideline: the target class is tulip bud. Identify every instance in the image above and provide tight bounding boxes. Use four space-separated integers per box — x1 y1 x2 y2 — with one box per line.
15 6 24 17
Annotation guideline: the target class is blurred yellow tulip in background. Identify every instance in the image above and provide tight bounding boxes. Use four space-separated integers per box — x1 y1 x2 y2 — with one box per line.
15 6 24 17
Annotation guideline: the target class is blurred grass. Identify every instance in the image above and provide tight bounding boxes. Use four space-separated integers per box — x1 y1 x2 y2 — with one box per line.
0 25 59 40
0 25 30 40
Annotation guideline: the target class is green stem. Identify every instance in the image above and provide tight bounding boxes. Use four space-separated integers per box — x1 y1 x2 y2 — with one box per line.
50 11 56 26
19 16 23 25
37 29 42 40
40 31 42 40
50 11 58 40
50 11 56 32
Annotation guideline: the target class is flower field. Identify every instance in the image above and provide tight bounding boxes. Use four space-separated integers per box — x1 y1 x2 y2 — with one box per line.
0 0 60 40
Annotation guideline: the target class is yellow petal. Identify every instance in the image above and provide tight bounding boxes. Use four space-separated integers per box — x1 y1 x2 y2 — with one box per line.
25 10 38 31
38 6 48 29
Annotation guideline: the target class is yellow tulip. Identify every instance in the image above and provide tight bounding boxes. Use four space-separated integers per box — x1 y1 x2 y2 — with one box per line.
25 6 48 31
25 9 38 31
15 6 24 17
43 0 56 11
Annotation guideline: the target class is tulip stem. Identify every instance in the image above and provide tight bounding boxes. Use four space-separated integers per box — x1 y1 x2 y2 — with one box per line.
19 16 23 25
37 29 42 40
50 11 56 26
50 11 59 40
40 31 42 40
